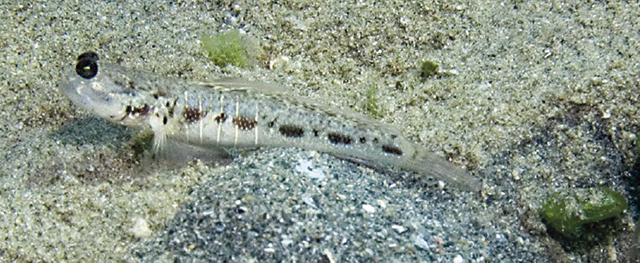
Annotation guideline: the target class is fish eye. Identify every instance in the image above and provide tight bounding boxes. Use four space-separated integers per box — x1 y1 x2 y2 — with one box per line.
75 52 99 79
77 51 99 62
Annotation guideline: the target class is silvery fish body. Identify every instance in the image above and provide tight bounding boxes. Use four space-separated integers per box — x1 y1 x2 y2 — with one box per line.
59 52 481 191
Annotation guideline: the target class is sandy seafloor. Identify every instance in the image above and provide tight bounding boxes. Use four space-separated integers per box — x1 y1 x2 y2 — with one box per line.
1 0 640 262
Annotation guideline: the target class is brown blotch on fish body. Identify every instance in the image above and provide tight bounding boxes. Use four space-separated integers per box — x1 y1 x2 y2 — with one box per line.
132 104 150 115
267 120 276 128
120 104 150 121
382 144 403 155
214 112 228 124
328 132 353 145
279 125 304 138
233 116 258 131
184 107 204 123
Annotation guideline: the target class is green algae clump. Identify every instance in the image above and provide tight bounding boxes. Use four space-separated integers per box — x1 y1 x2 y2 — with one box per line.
540 187 627 237
363 84 382 118
420 60 439 78
201 30 251 68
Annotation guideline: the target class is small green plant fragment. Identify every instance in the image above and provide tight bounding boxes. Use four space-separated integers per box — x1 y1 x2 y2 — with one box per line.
363 84 382 118
540 187 627 237
420 60 439 78
201 30 251 68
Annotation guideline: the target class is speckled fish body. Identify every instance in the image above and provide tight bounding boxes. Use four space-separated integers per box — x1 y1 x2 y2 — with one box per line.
59 52 481 191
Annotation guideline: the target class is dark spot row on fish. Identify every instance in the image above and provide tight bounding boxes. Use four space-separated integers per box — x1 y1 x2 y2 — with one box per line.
274 123 404 156
279 125 304 138
232 116 258 131
176 106 404 156
184 107 205 123
214 112 227 123
382 144 403 155
322 132 403 156
328 132 353 145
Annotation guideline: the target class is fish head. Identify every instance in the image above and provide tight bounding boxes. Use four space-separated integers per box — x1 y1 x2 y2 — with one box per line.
59 52 154 128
